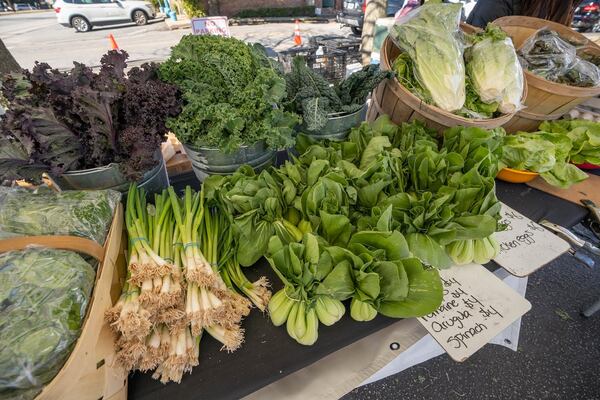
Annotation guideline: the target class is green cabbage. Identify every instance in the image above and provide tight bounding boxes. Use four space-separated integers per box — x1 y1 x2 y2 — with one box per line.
466 24 524 114
389 3 465 112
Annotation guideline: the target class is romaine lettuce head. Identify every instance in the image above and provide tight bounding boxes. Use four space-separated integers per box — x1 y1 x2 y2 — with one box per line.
467 24 524 114
390 3 466 112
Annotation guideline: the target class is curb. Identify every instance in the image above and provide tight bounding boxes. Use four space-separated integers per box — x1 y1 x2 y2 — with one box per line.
230 16 333 25
164 18 191 30
0 9 53 16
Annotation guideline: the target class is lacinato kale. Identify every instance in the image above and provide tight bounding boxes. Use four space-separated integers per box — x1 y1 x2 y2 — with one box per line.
0 50 182 182
284 58 391 131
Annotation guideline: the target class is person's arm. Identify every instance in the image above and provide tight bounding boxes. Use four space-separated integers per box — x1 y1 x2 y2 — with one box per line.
466 0 513 28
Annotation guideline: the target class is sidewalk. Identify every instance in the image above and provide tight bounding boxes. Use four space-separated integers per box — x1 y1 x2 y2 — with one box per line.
164 15 333 30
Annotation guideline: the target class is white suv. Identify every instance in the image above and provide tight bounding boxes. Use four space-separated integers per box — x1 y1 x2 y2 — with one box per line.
53 0 156 32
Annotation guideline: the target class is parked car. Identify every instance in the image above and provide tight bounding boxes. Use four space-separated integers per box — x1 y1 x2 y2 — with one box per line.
53 0 156 33
572 0 600 32
337 0 404 35
14 3 36 10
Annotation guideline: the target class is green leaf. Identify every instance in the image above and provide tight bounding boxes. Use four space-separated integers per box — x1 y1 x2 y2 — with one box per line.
319 211 352 246
355 270 381 300
348 230 410 261
406 232 452 269
373 260 409 301
316 260 355 300
377 258 443 318
237 217 272 266
359 136 391 170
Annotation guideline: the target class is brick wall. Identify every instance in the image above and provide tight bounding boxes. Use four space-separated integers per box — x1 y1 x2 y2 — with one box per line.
203 0 308 17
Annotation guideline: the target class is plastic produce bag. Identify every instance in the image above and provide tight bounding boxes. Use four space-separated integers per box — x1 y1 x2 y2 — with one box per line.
389 3 466 112
519 29 600 87
0 248 95 400
0 187 120 245
466 24 524 114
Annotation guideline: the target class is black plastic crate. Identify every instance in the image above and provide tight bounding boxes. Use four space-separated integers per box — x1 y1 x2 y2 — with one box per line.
306 47 347 82
278 46 318 74
310 35 362 64
279 46 347 83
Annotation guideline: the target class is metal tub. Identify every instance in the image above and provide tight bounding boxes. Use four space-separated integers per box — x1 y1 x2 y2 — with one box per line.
55 155 169 194
301 103 367 141
182 140 275 182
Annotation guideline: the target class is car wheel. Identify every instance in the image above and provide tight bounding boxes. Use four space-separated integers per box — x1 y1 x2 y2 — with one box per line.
351 27 362 36
71 16 91 32
133 10 148 25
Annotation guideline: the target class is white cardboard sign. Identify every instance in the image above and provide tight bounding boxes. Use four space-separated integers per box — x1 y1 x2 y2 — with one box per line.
493 203 571 277
191 16 230 37
418 263 531 362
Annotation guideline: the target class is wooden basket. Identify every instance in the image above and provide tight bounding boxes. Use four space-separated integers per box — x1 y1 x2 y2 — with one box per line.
368 34 522 133
494 16 600 132
0 205 128 400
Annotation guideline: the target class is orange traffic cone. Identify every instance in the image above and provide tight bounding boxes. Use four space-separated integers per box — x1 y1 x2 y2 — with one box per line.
108 34 119 50
293 19 302 46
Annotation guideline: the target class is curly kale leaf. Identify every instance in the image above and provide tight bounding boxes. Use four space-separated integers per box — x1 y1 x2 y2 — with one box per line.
160 35 298 151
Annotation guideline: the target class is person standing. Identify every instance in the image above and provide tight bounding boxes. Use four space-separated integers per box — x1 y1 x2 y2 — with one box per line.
467 0 583 28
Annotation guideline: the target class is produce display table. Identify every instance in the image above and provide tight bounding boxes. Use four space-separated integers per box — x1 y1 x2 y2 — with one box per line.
128 173 589 400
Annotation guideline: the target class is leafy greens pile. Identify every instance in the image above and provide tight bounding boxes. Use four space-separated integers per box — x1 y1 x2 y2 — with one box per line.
538 119 600 166
159 35 300 152
284 59 392 131
0 248 95 400
0 187 120 245
211 115 505 344
499 119 600 188
0 51 181 182
389 4 523 118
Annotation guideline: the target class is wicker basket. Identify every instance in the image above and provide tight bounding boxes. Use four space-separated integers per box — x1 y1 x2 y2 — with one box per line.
494 16 600 132
367 34 523 133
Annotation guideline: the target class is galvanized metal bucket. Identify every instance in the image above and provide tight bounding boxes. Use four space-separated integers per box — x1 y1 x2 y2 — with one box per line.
301 103 367 141
55 155 169 194
183 140 275 182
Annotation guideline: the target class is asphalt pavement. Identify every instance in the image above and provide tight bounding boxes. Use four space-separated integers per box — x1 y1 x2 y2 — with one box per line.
0 11 351 69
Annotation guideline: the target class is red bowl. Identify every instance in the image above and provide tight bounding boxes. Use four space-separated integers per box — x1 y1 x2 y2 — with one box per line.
575 162 600 170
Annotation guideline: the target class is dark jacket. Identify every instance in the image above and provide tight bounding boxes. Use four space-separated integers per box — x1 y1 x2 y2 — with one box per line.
466 0 522 28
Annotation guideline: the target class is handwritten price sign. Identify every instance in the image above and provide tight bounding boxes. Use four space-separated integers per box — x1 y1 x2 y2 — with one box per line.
493 204 570 277
418 264 531 362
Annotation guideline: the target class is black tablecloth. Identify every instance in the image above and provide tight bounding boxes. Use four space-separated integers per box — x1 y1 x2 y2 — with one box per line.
129 174 589 400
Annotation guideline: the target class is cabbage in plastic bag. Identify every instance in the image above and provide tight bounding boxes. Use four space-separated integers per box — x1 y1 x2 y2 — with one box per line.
389 3 466 112
0 248 95 400
519 29 600 87
466 24 524 114
0 188 120 245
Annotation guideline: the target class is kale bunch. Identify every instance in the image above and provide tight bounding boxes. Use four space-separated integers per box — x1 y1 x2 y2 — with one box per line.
284 58 392 131
0 50 182 182
159 35 299 152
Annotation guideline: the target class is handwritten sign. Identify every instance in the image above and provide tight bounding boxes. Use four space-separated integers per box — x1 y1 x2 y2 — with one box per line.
191 16 230 37
493 203 570 277
418 264 531 362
